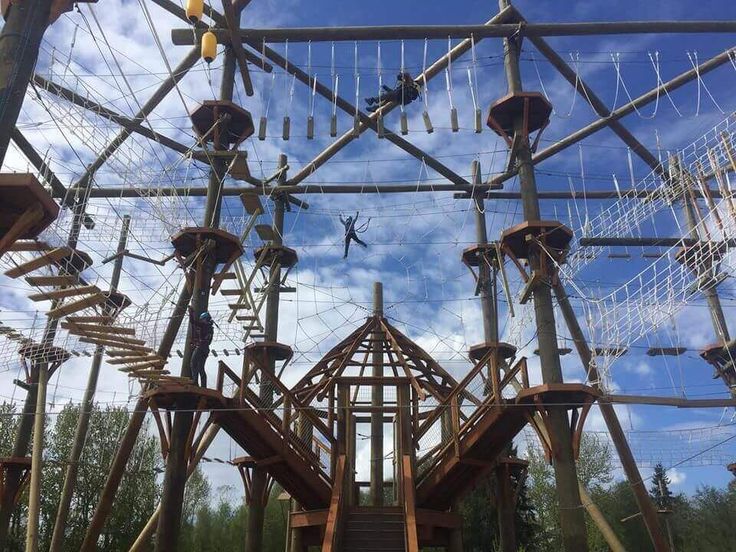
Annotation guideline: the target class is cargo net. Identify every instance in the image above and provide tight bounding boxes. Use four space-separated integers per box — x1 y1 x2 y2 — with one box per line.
547 114 736 388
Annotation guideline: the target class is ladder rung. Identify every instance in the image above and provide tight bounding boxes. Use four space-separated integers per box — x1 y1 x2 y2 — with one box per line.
107 355 163 365
236 315 258 321
28 285 100 302
65 315 113 324
219 272 236 280
78 337 151 353
46 294 107 319
229 303 252 310
25 275 80 287
220 289 244 296
5 247 71 278
254 286 296 293
61 322 136 336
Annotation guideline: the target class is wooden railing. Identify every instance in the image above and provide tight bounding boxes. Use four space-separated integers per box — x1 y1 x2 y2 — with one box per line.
322 455 347 552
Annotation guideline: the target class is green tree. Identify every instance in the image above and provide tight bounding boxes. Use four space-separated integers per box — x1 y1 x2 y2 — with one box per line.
527 432 614 551
649 463 673 510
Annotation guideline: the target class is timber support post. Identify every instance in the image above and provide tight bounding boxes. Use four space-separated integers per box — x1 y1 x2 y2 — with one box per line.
495 1 588 550
155 39 241 551
370 282 385 506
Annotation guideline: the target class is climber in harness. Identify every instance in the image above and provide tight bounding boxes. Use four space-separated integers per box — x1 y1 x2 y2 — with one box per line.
188 306 214 388
365 72 420 113
340 211 370 259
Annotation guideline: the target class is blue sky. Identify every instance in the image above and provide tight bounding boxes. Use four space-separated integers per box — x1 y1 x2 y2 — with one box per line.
1 0 736 500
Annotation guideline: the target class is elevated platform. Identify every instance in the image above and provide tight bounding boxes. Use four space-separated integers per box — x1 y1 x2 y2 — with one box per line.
255 244 298 268
461 243 502 268
244 341 293 362
487 92 552 142
0 174 59 256
468 341 517 363
171 227 244 264
191 100 254 149
500 220 573 261
0 456 32 505
144 384 331 509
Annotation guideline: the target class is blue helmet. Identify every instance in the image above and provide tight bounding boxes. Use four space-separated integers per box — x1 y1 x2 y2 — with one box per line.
200 312 212 321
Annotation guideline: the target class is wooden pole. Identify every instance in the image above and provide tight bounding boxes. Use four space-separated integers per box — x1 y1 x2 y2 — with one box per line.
553 282 670 551
245 154 288 552
370 282 384 506
24 361 48 552
155 45 236 552
171 20 736 44
497 0 588 549
49 216 131 552
0 0 54 166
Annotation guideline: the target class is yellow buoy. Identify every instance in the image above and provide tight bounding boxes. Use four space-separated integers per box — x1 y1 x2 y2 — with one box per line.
185 0 204 24
201 31 217 64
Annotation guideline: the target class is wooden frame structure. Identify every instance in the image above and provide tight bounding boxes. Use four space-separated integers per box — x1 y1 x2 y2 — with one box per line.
0 1 735 551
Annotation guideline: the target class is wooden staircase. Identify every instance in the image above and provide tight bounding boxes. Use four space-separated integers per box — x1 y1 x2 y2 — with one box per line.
342 508 406 552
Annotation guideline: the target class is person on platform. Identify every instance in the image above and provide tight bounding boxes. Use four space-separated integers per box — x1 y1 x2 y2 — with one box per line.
340 211 369 259
365 72 420 113
188 306 214 387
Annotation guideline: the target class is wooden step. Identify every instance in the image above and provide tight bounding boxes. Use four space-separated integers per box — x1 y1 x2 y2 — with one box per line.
61 322 136 336
66 315 113 324
78 337 151 353
28 285 100 302
220 289 244 296
120 360 167 371
107 349 149 357
9 241 52 252
255 224 275 241
107 355 163 365
5 247 70 278
46 293 107 319
229 303 252 310
236 315 258 321
240 193 263 215
219 272 236 280
25 275 80 287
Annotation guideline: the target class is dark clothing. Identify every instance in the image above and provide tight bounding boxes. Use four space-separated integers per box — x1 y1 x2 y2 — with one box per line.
344 233 367 258
366 81 420 112
340 213 368 259
188 309 213 387
189 309 214 348
190 345 209 387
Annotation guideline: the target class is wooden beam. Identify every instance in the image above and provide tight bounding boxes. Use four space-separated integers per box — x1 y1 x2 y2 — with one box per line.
171 20 736 44
603 394 736 408
10 128 71 206
221 0 254 96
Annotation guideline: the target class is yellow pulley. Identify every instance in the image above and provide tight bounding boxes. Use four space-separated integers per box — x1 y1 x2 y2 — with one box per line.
185 0 204 24
201 31 217 64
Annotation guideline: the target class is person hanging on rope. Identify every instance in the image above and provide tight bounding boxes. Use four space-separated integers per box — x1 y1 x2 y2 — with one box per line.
188 306 214 387
365 72 420 113
340 211 370 259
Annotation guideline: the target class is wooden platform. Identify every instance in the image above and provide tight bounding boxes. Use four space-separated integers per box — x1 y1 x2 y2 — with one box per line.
144 384 332 509
0 174 59 256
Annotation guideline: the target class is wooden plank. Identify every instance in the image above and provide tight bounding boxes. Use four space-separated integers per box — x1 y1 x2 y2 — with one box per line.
78 337 152 353
240 193 263 215
65 315 113 324
46 293 106 319
603 394 736 408
8 241 52 252
5 247 70 278
24 275 79 286
72 331 146 346
61 322 136 336
107 355 163 365
220 289 244 296
403 455 419 552
107 349 149 357
255 224 275 241
118 360 167 371
28 285 100 302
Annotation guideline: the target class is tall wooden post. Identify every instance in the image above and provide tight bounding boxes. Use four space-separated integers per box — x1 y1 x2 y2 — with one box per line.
49 215 131 552
245 154 288 552
497 1 588 550
370 282 385 506
24 357 47 552
155 47 236 552
554 282 669 550
0 0 54 166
